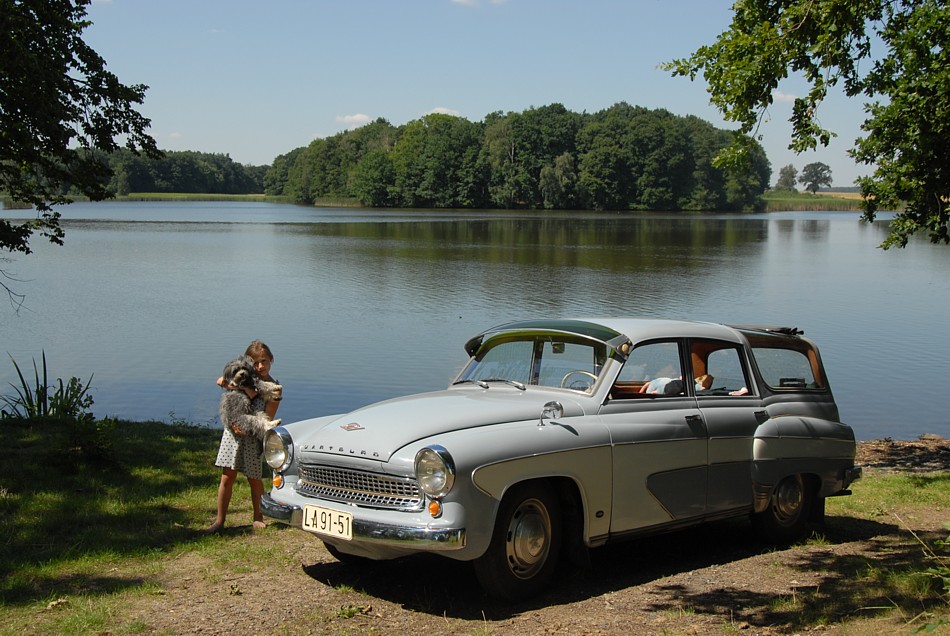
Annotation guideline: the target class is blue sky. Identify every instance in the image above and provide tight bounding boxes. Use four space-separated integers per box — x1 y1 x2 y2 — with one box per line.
86 0 871 186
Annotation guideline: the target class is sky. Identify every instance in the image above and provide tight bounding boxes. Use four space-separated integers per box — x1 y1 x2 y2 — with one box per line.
84 0 873 187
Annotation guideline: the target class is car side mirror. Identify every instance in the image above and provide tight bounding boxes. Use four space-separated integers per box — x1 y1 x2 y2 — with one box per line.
539 401 563 426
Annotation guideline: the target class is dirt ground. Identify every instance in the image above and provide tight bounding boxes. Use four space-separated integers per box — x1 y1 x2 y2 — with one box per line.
114 439 950 635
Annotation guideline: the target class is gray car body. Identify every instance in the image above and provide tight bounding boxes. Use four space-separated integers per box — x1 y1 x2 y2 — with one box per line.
263 318 858 561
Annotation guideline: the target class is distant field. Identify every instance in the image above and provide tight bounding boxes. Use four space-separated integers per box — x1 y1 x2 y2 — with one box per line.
763 190 864 211
822 191 864 200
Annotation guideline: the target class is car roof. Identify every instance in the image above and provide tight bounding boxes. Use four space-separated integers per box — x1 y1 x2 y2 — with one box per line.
466 319 811 358
465 318 750 357
588 318 747 344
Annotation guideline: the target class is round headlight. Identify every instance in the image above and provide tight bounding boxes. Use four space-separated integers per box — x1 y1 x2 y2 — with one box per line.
264 426 293 472
414 445 455 498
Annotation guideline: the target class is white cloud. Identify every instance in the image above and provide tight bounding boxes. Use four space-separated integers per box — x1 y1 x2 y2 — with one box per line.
336 113 372 129
426 106 462 117
169 132 183 140
773 90 797 103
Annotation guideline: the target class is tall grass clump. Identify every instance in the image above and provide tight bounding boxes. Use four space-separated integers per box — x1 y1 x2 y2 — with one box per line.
0 351 114 460
1 351 93 420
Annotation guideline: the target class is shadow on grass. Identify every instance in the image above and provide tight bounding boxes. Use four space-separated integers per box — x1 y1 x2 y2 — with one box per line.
301 513 946 628
0 418 225 605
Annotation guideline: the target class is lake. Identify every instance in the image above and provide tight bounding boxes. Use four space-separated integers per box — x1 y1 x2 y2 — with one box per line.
1 201 948 441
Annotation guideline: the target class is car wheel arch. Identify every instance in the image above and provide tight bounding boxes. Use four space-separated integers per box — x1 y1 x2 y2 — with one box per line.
751 472 822 544
472 476 585 599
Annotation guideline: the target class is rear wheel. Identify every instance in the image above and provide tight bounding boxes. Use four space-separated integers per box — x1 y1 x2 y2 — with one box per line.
473 481 562 601
752 474 814 544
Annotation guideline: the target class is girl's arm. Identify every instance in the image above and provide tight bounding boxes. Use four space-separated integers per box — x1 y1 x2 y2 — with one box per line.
217 375 257 399
265 398 280 420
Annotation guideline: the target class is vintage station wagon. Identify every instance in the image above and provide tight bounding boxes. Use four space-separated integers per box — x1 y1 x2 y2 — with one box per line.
262 319 861 599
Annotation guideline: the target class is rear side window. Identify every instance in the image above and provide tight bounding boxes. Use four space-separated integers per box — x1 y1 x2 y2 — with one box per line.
753 347 825 390
704 347 749 395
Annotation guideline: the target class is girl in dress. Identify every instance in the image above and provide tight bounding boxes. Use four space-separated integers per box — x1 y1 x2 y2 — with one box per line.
205 340 281 533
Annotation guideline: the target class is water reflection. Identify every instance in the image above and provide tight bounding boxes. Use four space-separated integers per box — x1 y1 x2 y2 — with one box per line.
0 203 948 441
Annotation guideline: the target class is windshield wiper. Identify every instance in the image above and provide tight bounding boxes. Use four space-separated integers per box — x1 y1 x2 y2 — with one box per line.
482 378 527 390
453 378 527 390
452 378 490 388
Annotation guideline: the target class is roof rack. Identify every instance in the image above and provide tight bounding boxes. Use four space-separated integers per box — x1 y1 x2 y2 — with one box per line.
732 325 804 336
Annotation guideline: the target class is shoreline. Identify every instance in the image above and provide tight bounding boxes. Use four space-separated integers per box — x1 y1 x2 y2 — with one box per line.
856 435 949 471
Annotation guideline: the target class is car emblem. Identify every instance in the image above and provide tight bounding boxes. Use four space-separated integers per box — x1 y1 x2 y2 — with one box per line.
340 422 364 431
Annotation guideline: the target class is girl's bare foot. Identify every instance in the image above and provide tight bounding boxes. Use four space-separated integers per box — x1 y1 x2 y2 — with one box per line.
203 522 224 534
252 520 266 530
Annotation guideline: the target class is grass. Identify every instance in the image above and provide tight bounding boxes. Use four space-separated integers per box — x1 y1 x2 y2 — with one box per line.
0 417 948 634
118 192 361 207
118 192 291 203
0 419 228 598
763 190 866 211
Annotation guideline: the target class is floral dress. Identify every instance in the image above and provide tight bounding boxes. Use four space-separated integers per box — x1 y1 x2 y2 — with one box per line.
214 388 273 480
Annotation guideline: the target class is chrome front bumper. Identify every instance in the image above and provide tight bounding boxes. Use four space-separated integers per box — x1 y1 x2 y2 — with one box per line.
261 493 466 551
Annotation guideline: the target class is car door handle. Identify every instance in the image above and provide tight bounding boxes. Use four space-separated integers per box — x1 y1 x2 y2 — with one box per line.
754 410 769 424
685 414 704 425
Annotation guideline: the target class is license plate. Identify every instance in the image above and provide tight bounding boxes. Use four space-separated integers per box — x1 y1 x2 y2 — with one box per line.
302 504 353 540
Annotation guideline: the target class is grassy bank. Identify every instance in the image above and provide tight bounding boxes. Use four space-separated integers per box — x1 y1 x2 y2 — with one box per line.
118 192 362 207
118 192 293 204
763 190 866 212
6 190 868 212
1 417 948 634
129 191 863 212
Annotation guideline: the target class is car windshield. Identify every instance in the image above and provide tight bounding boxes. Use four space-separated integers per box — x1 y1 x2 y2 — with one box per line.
455 335 607 392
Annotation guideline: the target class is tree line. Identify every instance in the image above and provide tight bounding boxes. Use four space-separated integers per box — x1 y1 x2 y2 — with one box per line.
774 162 833 194
263 102 771 212
104 149 266 195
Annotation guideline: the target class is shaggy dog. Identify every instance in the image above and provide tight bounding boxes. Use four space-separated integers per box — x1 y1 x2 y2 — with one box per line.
219 356 282 441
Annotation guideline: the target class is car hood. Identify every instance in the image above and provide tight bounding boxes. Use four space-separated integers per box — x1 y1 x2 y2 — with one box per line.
293 387 581 463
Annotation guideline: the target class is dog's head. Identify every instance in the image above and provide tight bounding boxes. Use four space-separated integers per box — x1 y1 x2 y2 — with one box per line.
221 356 256 391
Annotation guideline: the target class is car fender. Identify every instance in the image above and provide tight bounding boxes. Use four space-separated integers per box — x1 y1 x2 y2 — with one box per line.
404 413 613 552
752 414 857 510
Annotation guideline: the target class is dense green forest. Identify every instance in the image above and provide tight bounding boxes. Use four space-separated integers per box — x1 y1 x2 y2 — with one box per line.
264 102 771 212
104 149 267 195
86 102 771 212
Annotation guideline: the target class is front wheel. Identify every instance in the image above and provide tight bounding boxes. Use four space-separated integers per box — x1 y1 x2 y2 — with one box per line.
473 481 562 601
751 474 814 544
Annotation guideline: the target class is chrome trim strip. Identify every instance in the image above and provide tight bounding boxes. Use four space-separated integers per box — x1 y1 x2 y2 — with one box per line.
261 494 466 551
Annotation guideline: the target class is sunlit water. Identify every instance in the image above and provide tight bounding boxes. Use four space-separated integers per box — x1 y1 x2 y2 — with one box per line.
2 201 948 441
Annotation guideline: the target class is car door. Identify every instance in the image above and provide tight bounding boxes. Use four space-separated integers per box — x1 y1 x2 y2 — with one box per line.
599 339 708 535
690 339 762 514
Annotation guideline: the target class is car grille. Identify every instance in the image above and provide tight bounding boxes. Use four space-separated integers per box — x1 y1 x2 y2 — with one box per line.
296 463 424 511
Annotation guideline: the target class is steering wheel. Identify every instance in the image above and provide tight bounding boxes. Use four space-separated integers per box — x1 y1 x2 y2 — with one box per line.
560 370 597 391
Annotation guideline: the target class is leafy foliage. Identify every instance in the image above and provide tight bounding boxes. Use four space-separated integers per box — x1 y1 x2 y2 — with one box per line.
270 103 770 212
0 0 159 255
664 0 950 249
775 164 798 191
799 162 833 193
106 149 265 195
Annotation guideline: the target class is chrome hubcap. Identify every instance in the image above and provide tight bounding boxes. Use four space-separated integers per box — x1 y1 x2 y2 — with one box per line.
505 498 551 579
772 476 804 525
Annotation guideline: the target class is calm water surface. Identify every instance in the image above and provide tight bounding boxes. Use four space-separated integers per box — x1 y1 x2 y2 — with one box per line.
2 201 948 441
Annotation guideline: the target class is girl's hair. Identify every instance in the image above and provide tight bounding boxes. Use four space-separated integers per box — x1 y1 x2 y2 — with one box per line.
245 340 274 362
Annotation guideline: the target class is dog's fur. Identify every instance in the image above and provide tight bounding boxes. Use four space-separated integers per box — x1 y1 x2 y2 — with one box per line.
219 356 282 441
